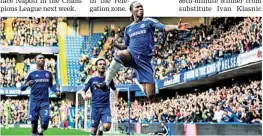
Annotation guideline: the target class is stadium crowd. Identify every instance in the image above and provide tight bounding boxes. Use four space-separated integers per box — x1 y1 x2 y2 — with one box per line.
78 17 262 84
0 57 17 88
0 56 57 88
0 17 58 47
116 77 262 124
0 99 29 124
153 17 261 79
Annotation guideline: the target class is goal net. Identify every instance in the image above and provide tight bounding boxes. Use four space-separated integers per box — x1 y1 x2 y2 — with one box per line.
75 91 89 131
109 89 119 133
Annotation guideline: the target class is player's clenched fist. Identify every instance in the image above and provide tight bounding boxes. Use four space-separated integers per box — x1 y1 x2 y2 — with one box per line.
84 96 90 101
83 91 92 101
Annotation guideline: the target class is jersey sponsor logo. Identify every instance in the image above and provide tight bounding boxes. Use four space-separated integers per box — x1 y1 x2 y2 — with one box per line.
129 29 147 38
35 74 39 77
45 73 49 78
34 78 50 83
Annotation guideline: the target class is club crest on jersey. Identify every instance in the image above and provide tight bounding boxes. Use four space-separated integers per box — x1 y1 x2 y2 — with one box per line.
45 73 49 78
140 24 145 28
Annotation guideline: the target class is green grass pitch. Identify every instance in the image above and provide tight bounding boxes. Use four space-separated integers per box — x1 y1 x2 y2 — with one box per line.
0 128 134 136
1 128 131 135
1 128 90 135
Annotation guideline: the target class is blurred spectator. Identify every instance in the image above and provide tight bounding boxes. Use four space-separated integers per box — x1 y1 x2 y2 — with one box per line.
0 57 17 87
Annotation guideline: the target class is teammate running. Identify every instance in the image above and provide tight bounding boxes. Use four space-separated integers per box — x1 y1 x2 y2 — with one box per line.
79 58 119 136
95 1 189 99
20 54 61 136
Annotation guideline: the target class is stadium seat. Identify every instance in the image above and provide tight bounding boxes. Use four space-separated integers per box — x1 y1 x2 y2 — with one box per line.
64 34 103 85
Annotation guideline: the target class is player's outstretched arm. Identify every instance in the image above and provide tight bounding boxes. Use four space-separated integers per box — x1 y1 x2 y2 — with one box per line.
164 25 180 32
149 18 189 33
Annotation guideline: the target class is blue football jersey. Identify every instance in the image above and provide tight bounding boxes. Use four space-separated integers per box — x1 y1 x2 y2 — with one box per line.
21 70 58 102
124 18 165 56
82 76 116 108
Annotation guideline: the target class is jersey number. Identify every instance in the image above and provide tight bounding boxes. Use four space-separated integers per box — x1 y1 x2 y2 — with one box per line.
107 116 112 122
45 110 48 116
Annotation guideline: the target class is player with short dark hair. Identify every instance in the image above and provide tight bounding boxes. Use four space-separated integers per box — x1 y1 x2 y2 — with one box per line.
79 58 119 136
95 1 189 99
20 54 61 136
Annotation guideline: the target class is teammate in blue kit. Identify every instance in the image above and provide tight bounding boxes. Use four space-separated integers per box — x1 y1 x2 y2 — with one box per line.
20 54 61 136
95 1 189 99
79 58 119 136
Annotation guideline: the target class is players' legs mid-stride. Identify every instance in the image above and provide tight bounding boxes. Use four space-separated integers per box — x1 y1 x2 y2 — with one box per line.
142 83 155 99
95 49 156 99
38 102 50 135
94 49 131 91
115 50 132 65
97 123 111 136
90 107 112 136
28 102 50 136
117 50 155 99
91 123 111 136
29 102 40 136
90 107 100 136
